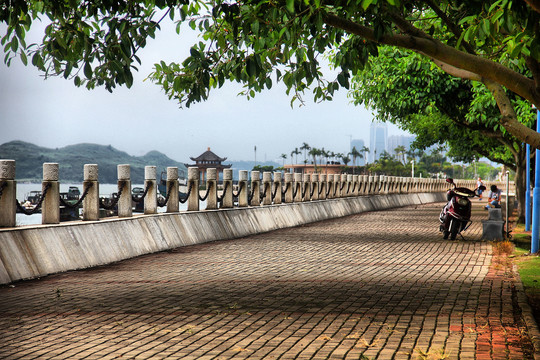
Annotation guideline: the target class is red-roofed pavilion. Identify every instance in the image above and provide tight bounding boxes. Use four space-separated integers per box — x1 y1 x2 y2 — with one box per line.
185 147 232 182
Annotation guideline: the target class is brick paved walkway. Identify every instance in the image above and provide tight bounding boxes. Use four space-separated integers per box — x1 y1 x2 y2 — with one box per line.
0 201 536 359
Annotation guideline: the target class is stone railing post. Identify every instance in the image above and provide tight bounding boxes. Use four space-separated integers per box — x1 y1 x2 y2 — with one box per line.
167 167 180 213
387 176 393 194
334 174 341 198
303 174 311 201
221 169 233 209
352 175 359 196
388 176 395 194
273 172 282 205
311 174 319 201
82 164 100 221
359 175 369 196
250 171 261 206
325 174 333 199
0 160 16 227
366 176 372 195
319 174 327 200
187 167 199 211
144 166 157 215
373 176 380 195
293 173 302 202
379 175 388 195
339 174 347 198
42 163 60 224
117 164 131 218
206 168 218 210
346 175 353 196
284 173 294 203
238 170 249 207
262 172 272 206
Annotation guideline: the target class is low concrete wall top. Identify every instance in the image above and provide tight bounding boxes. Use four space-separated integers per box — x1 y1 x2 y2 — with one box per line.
0 193 445 285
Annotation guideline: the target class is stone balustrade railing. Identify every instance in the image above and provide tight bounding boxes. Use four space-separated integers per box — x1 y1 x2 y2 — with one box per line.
0 160 510 228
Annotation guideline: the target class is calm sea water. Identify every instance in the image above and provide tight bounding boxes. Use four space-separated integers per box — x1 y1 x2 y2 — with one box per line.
15 183 195 226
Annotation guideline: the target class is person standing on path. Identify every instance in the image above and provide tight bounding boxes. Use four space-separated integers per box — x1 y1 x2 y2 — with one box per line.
476 177 484 200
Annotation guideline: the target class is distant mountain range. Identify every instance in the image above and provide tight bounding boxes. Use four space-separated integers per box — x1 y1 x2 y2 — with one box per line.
0 141 188 183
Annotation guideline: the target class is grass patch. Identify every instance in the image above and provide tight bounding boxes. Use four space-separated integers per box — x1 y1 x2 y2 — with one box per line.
513 232 531 251
514 248 540 325
510 221 540 325
515 254 540 292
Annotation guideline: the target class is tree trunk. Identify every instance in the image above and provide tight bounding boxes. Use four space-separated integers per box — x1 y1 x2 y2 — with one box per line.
514 148 526 224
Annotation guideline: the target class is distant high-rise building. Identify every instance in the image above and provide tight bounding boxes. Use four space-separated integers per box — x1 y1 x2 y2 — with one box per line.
370 122 387 162
350 139 366 166
387 135 415 161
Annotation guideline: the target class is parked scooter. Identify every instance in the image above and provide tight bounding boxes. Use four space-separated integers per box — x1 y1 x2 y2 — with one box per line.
439 178 486 240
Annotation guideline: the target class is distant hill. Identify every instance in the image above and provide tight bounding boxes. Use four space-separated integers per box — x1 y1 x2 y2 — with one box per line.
0 141 188 183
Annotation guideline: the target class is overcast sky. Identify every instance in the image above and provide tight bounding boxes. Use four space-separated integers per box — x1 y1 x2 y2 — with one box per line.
0 18 409 164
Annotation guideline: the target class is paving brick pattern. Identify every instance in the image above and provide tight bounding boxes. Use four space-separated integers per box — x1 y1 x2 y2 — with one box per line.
0 201 535 359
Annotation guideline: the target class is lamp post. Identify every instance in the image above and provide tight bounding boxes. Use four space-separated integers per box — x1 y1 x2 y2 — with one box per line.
411 159 415 178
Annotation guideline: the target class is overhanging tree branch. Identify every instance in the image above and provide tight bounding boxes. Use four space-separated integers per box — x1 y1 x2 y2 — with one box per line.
429 57 482 81
422 0 476 55
323 13 540 106
524 0 540 14
484 78 540 148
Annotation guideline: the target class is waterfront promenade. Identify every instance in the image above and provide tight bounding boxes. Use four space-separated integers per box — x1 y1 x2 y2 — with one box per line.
0 201 538 359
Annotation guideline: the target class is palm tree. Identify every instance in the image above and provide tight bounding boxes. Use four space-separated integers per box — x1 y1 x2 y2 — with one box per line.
280 153 287 168
361 146 370 165
342 155 351 166
394 145 407 164
290 147 300 165
300 142 310 163
349 146 362 175
321 147 329 164
309 147 321 168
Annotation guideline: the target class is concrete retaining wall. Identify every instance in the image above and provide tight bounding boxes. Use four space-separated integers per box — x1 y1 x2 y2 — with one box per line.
0 192 445 285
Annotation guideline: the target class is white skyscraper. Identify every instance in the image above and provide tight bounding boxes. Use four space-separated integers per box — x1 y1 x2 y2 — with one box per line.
387 135 415 157
369 122 387 162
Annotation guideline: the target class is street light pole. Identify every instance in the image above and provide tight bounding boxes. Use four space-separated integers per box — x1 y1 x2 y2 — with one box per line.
411 160 415 178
